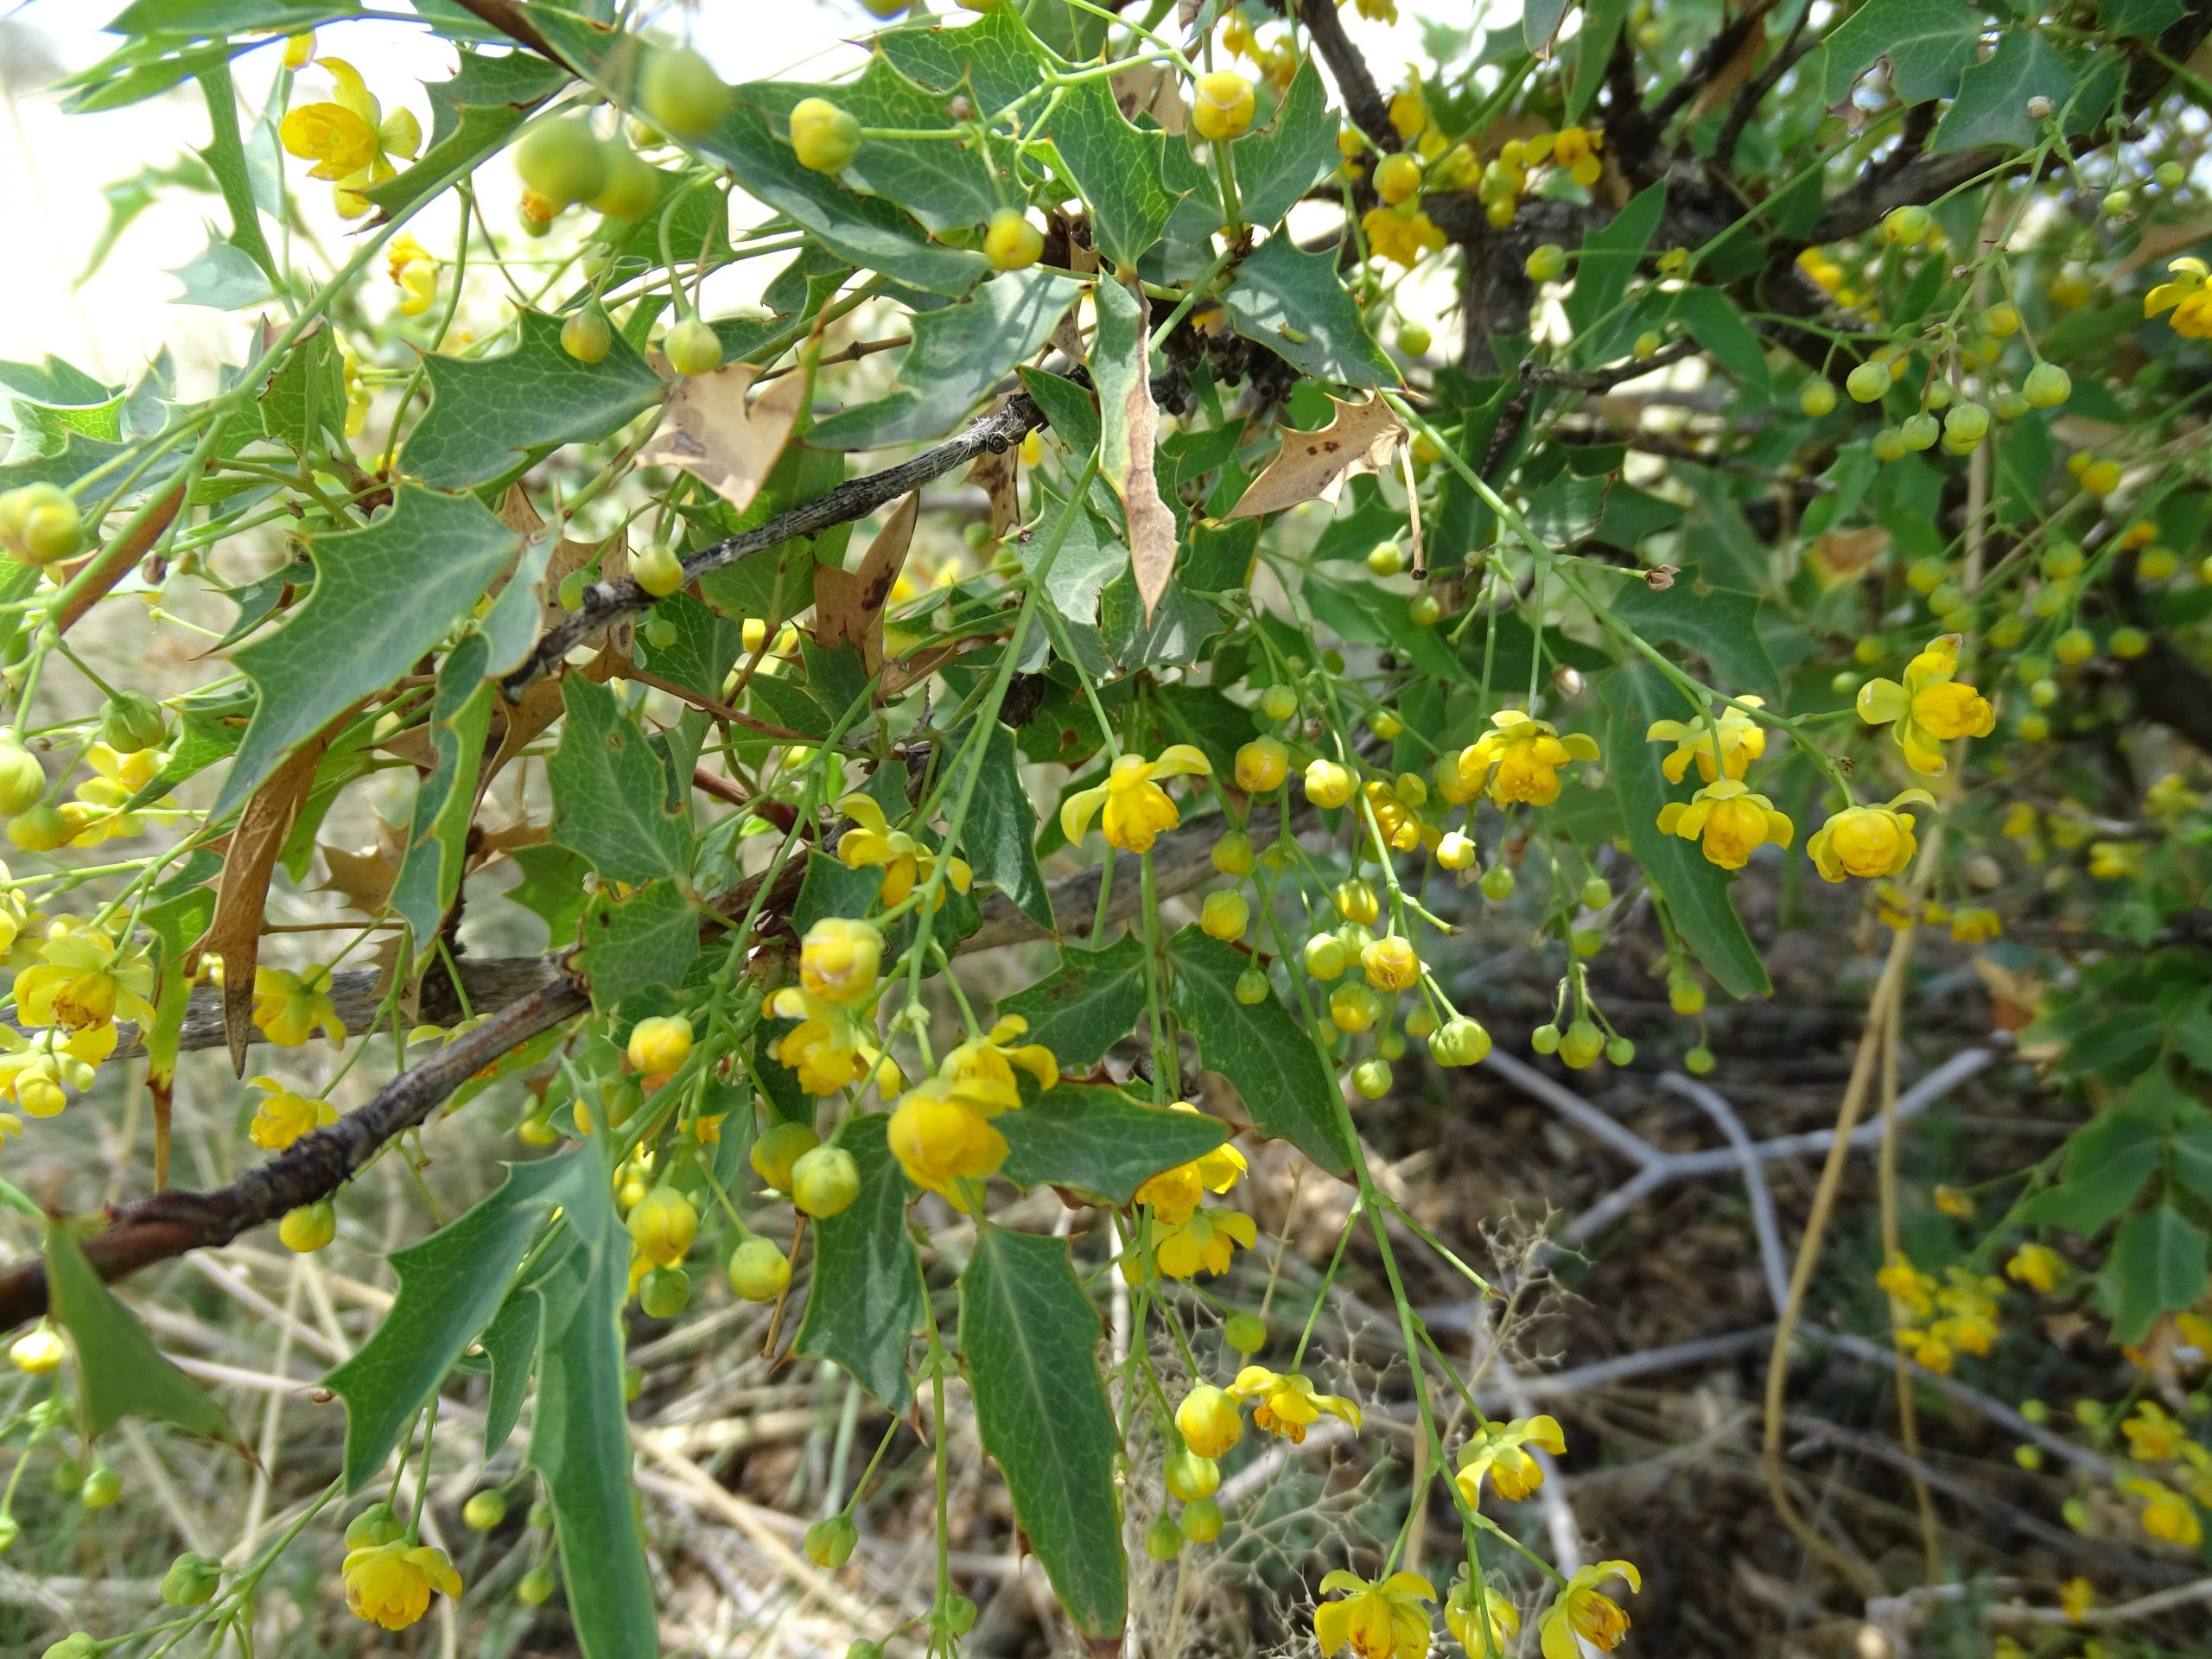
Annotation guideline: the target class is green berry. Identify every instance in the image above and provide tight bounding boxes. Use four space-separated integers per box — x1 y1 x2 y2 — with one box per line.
464 1491 508 1531
1224 1313 1266 1354
515 116 609 207
1799 380 1837 417
1846 360 1891 404
562 305 613 364
639 44 734 138
2024 361 2071 409
664 318 722 377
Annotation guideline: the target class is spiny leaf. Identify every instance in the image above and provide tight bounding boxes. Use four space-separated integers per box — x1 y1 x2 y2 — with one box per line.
548 676 694 887
795 1114 925 1408
998 937 1150 1066
998 1085 1228 1205
637 361 807 516
1230 395 1407 519
1093 273 1177 621
45 1222 238 1448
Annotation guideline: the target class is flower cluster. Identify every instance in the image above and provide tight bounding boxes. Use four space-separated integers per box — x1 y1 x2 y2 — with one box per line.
1878 1255 2003 1374
886 1016 1056 1211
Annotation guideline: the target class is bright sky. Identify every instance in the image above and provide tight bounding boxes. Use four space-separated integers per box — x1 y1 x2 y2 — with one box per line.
0 1 1446 399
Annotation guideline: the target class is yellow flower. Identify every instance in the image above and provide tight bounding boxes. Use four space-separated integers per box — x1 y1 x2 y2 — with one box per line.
2145 257 2212 338
1538 1560 1640 1659
1060 747 1213 854
767 986 876 1096
836 795 972 906
2123 1476 2203 1547
798 916 882 1007
1855 634 1994 776
1805 790 1935 881
1945 905 2001 944
1458 709 1599 807
1361 203 1446 269
1314 1570 1434 1659
1360 777 1426 851
1644 696 1767 784
1132 1103 1247 1223
940 1015 1057 1104
1878 1255 1937 1320
2122 1401 2189 1463
1548 124 1604 188
1388 83 1429 144
1227 1365 1361 1443
2058 1577 2095 1622
886 1072 1011 1209
1151 1206 1258 1279
1656 779 1793 870
246 1076 338 1150
340 1539 461 1630
1452 1414 1567 1503
1445 1572 1521 1656
2088 840 2143 880
0 1024 111 1118
16 926 156 1033
251 963 346 1047
279 58 423 217
67 745 162 846
2005 1243 2063 1294
2145 772 2202 817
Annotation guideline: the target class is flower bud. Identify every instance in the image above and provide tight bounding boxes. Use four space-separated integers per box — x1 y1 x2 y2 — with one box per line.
1302 933 1348 981
1430 1016 1491 1067
1165 1447 1219 1502
1176 1384 1243 1459
805 1513 859 1568
1224 1312 1266 1354
1143 1512 1184 1560
800 917 881 1005
280 1200 336 1253
160 1552 223 1606
1211 830 1255 875
1234 736 1288 792
99 692 167 753
633 543 684 599
1200 890 1249 942
639 1263 690 1319
752 1120 821 1191
728 1235 792 1301
1179 1497 1224 1542
562 305 613 363
463 1491 508 1531
984 208 1043 270
626 1013 694 1076
626 1184 699 1267
347 1502 404 1549
1302 758 1352 808
789 96 862 172
9 1325 64 1375
639 43 734 137
791 1144 861 1218
664 318 722 377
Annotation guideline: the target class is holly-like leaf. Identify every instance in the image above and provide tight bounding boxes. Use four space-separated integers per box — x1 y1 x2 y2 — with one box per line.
942 716 1052 931
324 1153 586 1491
399 309 664 490
1565 183 1667 359
880 5 1049 111
1819 0 1982 105
999 1085 1228 1205
2107 1204 2209 1344
1021 481 1124 626
1230 395 1407 519
258 321 347 454
1050 76 1180 270
1599 662 1772 999
1666 288 1770 387
1222 235 1391 385
548 675 694 887
1019 366 1102 460
998 937 1150 1067
1931 29 2077 153
2102 0 2185 37
44 1222 238 1447
795 1114 925 1408
1234 60 1341 228
389 632 493 967
636 362 807 515
579 882 702 1010
810 268 1080 449
1599 574 1782 699
959 1226 1127 1641
478 1287 540 1463
634 591 739 702
217 485 518 814
169 238 274 309
1092 273 1178 621
1166 926 1354 1174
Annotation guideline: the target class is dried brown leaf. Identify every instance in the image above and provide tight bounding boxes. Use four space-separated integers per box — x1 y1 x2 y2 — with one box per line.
320 842 398 917
1807 524 1890 589
1113 61 1185 134
813 493 918 677
638 363 807 516
194 729 333 1075
967 427 1021 546
1687 2 1774 120
1228 395 1408 520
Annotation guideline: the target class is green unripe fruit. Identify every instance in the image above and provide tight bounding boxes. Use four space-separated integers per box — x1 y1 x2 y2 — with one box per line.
2055 626 2094 664
1899 412 1939 451
984 209 1043 271
2101 189 2132 218
639 1264 690 1319
1882 204 1932 245
1396 321 1432 357
1558 1018 1604 1070
2028 677 2059 707
2024 361 2071 409
1302 933 1348 981
941 1593 977 1637
1846 360 1891 404
848 1643 887 1659
1143 1513 1184 1560
464 1491 508 1531
1165 1448 1221 1502
562 305 613 364
1351 1058 1391 1099
1685 1044 1715 1075
633 543 683 600
2041 541 2085 579
160 1553 223 1607
1943 402 1988 446
2014 653 2051 683
791 1145 862 1218
1529 1022 1560 1056
804 1514 858 1569
1905 556 1947 594
42 1636 99 1659
0 483 82 565
1922 380 1952 410
1260 683 1298 721
1377 1030 1406 1061
529 1500 554 1529
1200 888 1249 942
99 692 167 753
1872 427 1908 462
0 741 45 815
789 96 862 174
1523 243 1567 282
589 144 662 219
1408 594 1442 628
1224 1312 1266 1354
0 1515 16 1554
639 44 734 137
728 1236 791 1302
1605 1036 1635 1066
1235 967 1269 1006
1479 864 1516 900
518 1562 558 1605
752 1120 820 1191
1179 1497 1224 1542
1367 539 1406 576
516 116 609 207
665 318 722 376
2157 160 2187 188
1799 380 1837 417
81 1465 123 1508
2111 626 2148 658
641 614 679 651
1928 582 1965 616
1995 390 2031 422
49 1457 84 1494
1430 1015 1491 1067
1989 613 2025 647
2139 545 2178 580
1580 876 1612 910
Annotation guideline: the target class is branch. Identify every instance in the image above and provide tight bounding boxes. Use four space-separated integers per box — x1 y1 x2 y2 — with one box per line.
1294 0 1395 153
444 0 563 62
1518 337 1700 391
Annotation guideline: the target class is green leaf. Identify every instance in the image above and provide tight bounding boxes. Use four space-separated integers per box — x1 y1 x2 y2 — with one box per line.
1021 482 1124 626
636 591 738 702
44 1223 238 1446
325 1154 583 1491
389 633 493 966
793 846 889 934
479 1287 540 1462
169 238 275 309
2102 0 2185 36
1566 183 1667 358
810 269 1080 449
400 310 661 490
999 1085 1227 1205
2170 1111 2212 1205
947 718 1053 931
1223 236 1391 385
695 97 986 297
1599 663 1771 998
1525 0 1574 50
579 882 702 1010
1051 77 1180 270
77 154 217 283
999 937 1150 1067
1166 926 1355 1173
1821 0 1982 104
257 323 347 454
880 6 1050 111
795 1114 925 1408
219 485 518 816
361 101 531 222
1100 568 1224 667
1234 60 1340 227
507 842 593 948
753 57 1004 234
1305 572 1464 683
959 1226 1127 1640
1020 366 1103 460
2107 1204 2209 1344
1566 0 1628 125
548 676 694 887
1522 470 1686 553
1668 287 1769 386
1932 29 2075 153
1600 575 1782 698
526 1160 659 1659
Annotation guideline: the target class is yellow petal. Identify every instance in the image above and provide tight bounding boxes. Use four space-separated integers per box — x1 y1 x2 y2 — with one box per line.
838 792 893 836
1148 743 1214 779
1855 677 1907 725
1059 783 1109 844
